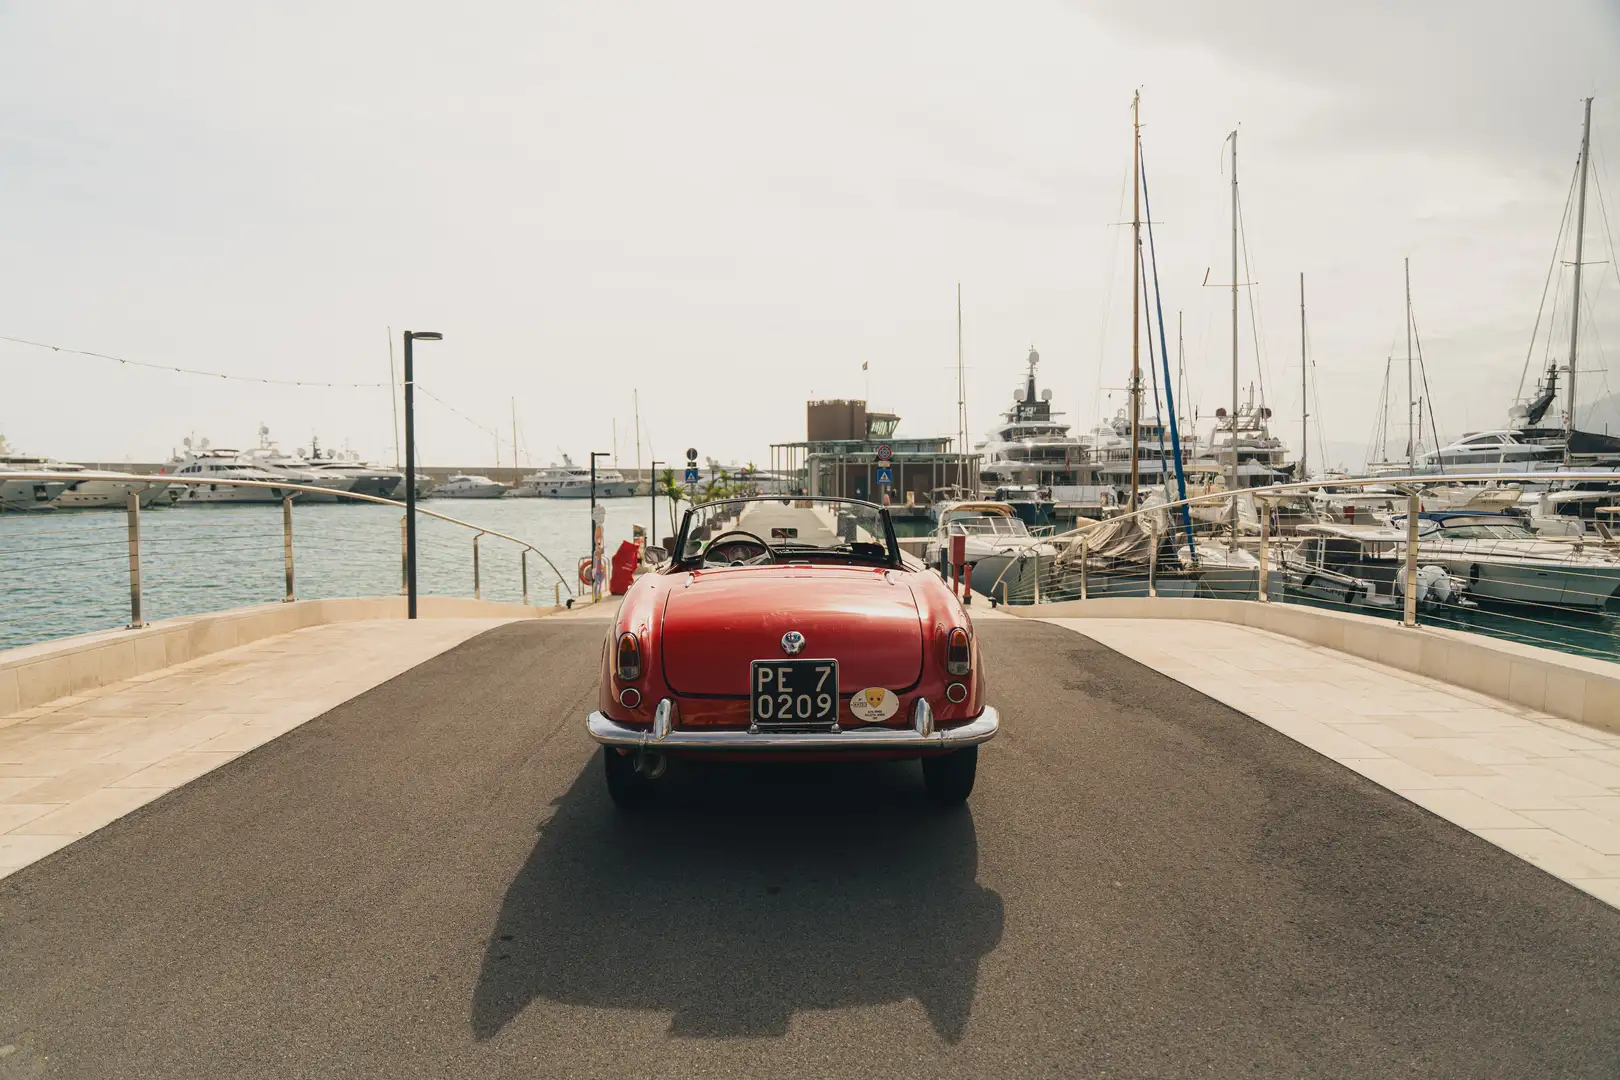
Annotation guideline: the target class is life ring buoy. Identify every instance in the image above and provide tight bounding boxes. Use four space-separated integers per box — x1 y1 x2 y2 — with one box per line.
578 557 595 586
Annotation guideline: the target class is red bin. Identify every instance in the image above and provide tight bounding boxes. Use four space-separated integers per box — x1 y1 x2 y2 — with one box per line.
609 540 640 595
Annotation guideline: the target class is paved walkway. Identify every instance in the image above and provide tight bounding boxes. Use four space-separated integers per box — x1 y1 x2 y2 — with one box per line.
0 617 516 878
1047 617 1620 908
4 617 1617 1078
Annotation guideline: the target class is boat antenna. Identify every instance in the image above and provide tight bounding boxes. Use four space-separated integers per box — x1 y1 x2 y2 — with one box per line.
1565 95 1595 461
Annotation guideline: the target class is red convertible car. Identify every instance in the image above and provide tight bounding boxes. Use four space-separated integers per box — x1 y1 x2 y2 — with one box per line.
588 496 999 806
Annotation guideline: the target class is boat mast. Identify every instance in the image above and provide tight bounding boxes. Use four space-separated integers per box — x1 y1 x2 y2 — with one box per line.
633 390 642 484
1405 257 1415 470
387 327 400 469
511 397 519 469
1228 128 1239 550
1565 95 1594 462
1130 91 1143 510
1299 272 1307 480
956 282 967 493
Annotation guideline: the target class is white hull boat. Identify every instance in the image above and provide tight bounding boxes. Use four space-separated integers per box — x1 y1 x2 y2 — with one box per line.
431 474 507 499
1391 511 1620 611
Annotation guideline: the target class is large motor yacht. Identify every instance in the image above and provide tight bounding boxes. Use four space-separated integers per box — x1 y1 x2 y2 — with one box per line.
976 349 1093 491
237 429 356 504
524 455 636 498
0 450 172 510
300 440 404 500
163 441 305 504
431 474 507 499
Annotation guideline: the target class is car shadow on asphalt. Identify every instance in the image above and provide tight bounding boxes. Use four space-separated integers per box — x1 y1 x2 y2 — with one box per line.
471 755 1004 1043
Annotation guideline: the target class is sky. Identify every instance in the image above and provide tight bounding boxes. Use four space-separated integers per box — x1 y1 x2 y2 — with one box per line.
2 0 1619 472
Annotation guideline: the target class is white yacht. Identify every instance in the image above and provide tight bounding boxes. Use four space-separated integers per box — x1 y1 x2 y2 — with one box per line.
976 349 1093 489
1204 398 1293 489
925 501 1058 602
1388 510 1620 611
300 440 404 500
163 442 305 504
237 429 356 504
524 455 636 498
430 474 507 499
0 451 172 511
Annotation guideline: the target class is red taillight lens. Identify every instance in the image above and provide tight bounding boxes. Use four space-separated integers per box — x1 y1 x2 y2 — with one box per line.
616 632 641 681
946 627 971 676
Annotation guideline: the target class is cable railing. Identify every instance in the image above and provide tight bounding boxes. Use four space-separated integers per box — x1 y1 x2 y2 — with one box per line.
972 471 1620 663
0 471 579 651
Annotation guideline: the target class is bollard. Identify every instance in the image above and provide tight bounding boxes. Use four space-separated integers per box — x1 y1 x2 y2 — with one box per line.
125 491 143 628
399 516 408 596
1147 520 1158 598
1403 493 1420 627
473 533 483 600
554 581 560 608
521 549 529 606
1080 535 1089 601
1257 504 1270 603
282 496 295 602
962 562 973 606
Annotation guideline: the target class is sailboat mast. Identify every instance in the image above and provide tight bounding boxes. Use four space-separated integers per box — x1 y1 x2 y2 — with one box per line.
1299 272 1307 480
387 327 400 469
1565 95 1594 461
1130 91 1142 510
1228 129 1239 550
511 397 519 469
956 282 967 492
1405 257 1415 470
633 390 642 485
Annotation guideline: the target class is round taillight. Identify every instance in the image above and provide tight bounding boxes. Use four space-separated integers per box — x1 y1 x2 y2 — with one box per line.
945 682 967 703
619 687 641 709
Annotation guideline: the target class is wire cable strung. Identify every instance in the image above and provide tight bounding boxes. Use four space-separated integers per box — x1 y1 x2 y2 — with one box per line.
0 335 391 388
1515 163 1579 403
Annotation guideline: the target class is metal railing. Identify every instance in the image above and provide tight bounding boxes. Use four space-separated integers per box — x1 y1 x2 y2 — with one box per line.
976 471 1620 663
0 471 577 649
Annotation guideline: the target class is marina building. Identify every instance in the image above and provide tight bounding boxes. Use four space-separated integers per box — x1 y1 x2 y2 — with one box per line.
769 399 978 504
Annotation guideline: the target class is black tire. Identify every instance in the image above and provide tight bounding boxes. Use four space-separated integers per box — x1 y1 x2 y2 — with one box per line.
602 746 654 808
921 746 978 805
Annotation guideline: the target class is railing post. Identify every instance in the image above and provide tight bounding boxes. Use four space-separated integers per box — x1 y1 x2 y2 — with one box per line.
1148 519 1158 598
1031 553 1039 605
282 496 295 602
125 491 143 628
1080 535 1088 600
1403 492 1420 627
473 533 482 600
521 549 529 606
399 516 408 596
1258 502 1270 603
554 581 561 608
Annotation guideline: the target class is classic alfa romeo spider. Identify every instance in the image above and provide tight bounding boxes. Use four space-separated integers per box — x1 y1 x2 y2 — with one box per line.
588 496 1000 806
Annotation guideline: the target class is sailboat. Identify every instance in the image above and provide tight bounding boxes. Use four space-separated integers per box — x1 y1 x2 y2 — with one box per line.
1425 97 1620 474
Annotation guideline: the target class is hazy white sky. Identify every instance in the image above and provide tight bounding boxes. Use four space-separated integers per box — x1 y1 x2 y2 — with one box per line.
3 0 1618 470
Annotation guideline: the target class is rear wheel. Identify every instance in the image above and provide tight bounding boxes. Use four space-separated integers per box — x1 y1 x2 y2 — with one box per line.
602 746 655 808
921 746 978 805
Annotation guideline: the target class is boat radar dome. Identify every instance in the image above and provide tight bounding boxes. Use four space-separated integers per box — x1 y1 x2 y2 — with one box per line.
1041 389 1053 402
1216 407 1228 418
1013 388 1027 402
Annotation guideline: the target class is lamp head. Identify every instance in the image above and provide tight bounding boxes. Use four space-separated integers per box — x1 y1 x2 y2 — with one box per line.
409 331 444 341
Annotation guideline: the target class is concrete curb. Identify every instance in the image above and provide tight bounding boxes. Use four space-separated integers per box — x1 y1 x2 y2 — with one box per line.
1009 597 1620 735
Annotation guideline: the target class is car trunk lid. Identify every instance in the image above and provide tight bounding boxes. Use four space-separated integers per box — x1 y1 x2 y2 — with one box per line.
660 567 923 696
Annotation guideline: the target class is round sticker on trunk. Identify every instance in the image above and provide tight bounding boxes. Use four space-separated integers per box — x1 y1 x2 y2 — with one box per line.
850 687 899 723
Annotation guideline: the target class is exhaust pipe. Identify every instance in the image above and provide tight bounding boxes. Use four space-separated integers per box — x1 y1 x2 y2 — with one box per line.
634 750 667 779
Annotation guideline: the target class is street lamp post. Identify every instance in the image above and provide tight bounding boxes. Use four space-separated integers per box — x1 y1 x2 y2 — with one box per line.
590 450 610 600
649 459 664 552
402 330 443 619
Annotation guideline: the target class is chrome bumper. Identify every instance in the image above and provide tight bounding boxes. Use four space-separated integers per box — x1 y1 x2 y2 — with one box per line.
587 703 999 752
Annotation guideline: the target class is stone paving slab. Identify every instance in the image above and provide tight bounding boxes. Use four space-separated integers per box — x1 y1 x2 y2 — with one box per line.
1047 617 1620 909
0 617 515 878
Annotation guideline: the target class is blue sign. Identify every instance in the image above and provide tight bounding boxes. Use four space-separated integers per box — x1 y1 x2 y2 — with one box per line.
875 466 893 486
684 467 700 484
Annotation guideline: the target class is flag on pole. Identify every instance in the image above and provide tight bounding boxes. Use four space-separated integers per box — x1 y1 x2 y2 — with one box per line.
861 361 868 371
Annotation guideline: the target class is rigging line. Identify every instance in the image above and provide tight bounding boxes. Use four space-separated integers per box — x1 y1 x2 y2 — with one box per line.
1408 305 1446 474
0 335 390 388
1516 161 1580 401
1138 144 1194 543
413 383 515 451
1093 160 1132 432
1233 185 1271 409
1594 130 1620 293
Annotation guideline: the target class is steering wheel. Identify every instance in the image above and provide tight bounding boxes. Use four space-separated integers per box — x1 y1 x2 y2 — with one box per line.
702 529 777 567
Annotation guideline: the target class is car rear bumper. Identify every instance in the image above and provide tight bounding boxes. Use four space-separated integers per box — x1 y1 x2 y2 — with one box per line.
587 704 999 752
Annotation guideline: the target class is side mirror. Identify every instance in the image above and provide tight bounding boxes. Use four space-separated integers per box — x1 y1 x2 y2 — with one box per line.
643 546 670 565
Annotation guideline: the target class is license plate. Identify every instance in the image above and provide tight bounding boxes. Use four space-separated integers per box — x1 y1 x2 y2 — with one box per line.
750 659 839 727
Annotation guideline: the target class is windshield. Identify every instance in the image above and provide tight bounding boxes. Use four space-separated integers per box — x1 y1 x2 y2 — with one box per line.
1437 522 1536 540
944 513 1029 538
674 497 898 567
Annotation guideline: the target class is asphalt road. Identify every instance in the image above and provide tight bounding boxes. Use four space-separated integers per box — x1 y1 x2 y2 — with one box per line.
3 617 1619 1079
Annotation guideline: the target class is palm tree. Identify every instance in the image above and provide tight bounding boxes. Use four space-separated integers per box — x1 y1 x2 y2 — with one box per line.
658 468 686 533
